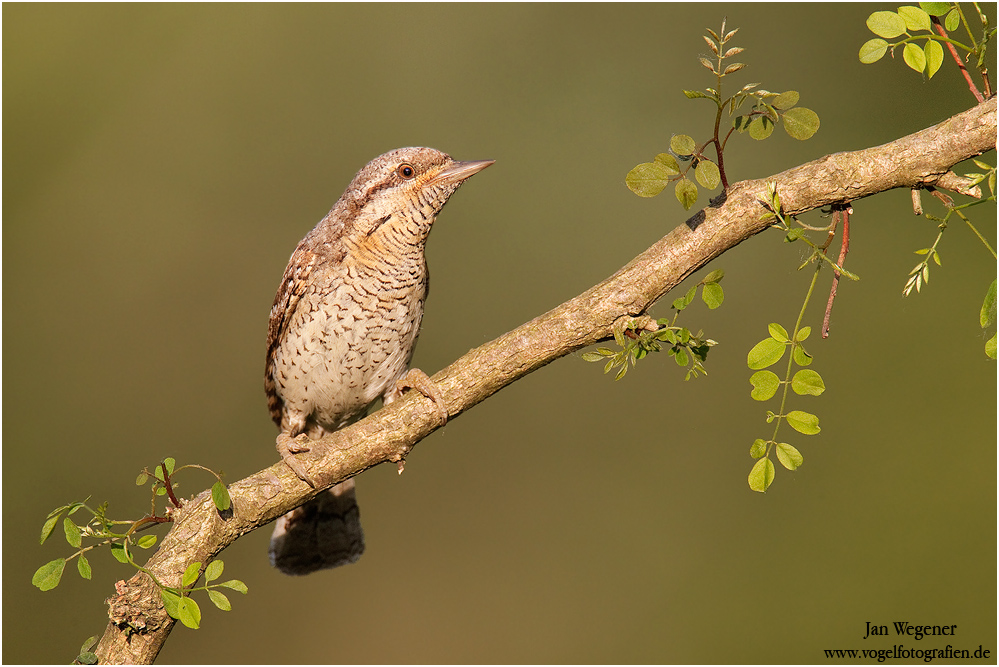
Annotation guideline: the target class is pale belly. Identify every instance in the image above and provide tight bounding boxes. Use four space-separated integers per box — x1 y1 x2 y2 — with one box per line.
272 289 423 432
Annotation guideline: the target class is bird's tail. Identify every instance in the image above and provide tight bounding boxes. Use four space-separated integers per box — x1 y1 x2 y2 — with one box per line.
268 478 364 575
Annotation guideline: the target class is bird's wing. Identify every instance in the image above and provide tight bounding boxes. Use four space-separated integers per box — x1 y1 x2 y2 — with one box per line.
264 243 321 427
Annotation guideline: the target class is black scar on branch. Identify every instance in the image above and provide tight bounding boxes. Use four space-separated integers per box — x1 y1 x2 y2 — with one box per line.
685 189 729 230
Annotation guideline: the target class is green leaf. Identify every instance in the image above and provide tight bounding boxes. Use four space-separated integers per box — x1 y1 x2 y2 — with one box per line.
795 326 811 342
218 579 249 594
919 2 951 16
205 560 224 582
749 370 781 401
701 282 724 309
791 369 826 396
867 10 908 38
980 279 996 328
749 439 768 459
786 410 821 435
748 457 776 493
792 344 813 367
775 443 804 470
749 116 774 140
136 534 158 549
859 38 890 63
32 559 66 591
747 337 786 370
782 107 820 140
161 589 181 619
675 178 698 210
768 323 790 342
40 513 61 545
986 333 997 359
772 90 799 109
903 42 927 72
208 589 232 612
695 159 721 189
683 89 710 99
702 269 724 284
77 553 92 580
670 134 696 156
581 351 606 362
182 562 201 587
110 543 129 564
136 472 149 486
924 39 944 78
944 7 960 30
76 635 97 665
784 227 805 242
211 480 231 512
626 162 670 198
674 347 689 367
654 152 681 176
163 458 176 475
177 596 202 629
63 517 82 548
898 5 932 31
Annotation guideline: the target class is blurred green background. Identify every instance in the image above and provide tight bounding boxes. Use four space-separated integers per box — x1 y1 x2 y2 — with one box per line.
4 3 996 664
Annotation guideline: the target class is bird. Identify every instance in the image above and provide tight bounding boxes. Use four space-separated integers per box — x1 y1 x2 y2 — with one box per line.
264 147 493 575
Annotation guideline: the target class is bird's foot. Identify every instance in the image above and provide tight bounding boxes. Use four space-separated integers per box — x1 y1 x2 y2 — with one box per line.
277 433 318 488
393 368 448 425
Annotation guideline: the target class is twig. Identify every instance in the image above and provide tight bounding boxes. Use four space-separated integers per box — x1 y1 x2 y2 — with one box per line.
822 207 851 339
933 17 984 103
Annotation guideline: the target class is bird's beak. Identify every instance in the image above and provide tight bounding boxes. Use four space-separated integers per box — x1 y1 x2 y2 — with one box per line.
430 159 495 186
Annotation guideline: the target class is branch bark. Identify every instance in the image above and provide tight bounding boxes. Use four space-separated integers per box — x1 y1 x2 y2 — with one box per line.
94 96 996 664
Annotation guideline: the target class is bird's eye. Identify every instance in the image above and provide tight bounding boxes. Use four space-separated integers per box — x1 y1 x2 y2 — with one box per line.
397 164 415 179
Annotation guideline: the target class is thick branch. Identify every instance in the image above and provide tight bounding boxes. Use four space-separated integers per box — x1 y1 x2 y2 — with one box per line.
95 96 996 664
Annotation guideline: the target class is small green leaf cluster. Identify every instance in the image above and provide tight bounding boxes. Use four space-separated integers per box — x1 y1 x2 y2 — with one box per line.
860 3 995 82
731 89 820 142
903 161 996 359
747 323 824 493
32 497 163 592
583 270 723 380
760 182 861 280
135 456 232 512
626 20 819 210
626 138 721 209
34 457 242 632
902 236 943 296
161 560 248 630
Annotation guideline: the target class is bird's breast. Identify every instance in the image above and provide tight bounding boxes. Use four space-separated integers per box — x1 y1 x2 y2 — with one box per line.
271 260 428 431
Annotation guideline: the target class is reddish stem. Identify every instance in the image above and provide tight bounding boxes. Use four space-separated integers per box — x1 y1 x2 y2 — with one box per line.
160 462 182 508
822 207 851 339
932 18 984 103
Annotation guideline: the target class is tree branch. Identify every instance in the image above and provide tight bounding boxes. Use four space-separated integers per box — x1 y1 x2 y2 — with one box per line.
94 96 996 664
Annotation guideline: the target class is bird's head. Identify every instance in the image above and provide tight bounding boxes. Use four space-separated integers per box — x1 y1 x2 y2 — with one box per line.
337 147 494 245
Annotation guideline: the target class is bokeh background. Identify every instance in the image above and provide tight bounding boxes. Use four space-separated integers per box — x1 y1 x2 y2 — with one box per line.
4 3 996 664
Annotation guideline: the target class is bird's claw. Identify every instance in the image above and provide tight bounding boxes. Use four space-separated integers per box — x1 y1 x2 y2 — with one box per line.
276 433 318 488
393 368 448 425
